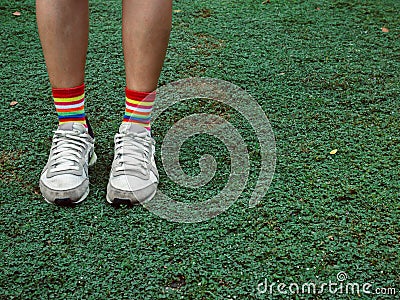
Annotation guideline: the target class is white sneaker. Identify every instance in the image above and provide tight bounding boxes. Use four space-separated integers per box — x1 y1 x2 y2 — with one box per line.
107 123 159 205
39 122 96 205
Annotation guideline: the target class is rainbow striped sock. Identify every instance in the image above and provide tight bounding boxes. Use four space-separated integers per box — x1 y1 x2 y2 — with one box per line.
52 84 87 128
123 88 155 132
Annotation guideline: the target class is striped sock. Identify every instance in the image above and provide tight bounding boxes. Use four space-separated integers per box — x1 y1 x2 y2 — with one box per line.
123 88 155 132
53 83 87 128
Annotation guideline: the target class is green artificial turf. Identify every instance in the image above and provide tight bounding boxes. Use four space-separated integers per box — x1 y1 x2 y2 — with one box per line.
1 0 399 299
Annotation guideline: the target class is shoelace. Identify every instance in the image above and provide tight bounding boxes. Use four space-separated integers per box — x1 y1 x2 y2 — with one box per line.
114 132 153 175
49 130 91 173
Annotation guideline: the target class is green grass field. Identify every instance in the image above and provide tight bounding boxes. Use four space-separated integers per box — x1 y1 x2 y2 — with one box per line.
1 0 399 298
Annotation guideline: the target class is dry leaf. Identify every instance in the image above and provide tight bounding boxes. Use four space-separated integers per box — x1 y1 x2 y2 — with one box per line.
316 7 321 11
12 11 21 16
262 0 271 4
10 101 18 106
381 27 389 33
173 9 182 13
329 149 338 155
349 189 357 195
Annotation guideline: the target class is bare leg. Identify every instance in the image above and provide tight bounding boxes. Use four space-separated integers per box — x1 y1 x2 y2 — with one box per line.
122 0 172 92
36 0 89 88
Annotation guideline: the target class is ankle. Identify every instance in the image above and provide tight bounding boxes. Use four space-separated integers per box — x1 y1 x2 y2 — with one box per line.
52 83 87 128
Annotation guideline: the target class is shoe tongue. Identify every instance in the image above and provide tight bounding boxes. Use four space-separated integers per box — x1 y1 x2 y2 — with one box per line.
58 123 87 134
119 123 149 136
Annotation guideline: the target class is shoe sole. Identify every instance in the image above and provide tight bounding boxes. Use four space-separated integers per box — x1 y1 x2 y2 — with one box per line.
43 187 90 207
42 151 97 206
106 187 157 207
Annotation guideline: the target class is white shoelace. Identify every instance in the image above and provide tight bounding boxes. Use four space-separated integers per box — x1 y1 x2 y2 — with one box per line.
49 130 90 173
114 132 152 174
